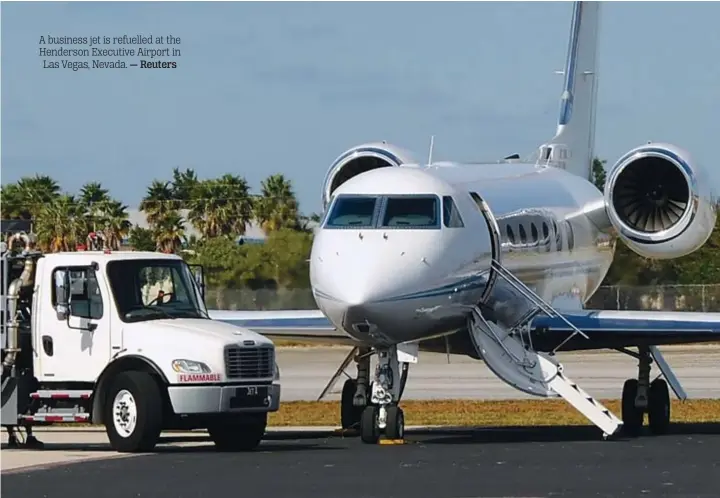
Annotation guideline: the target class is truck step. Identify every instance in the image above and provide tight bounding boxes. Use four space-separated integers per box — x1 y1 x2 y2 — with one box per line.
30 390 92 400
19 413 91 423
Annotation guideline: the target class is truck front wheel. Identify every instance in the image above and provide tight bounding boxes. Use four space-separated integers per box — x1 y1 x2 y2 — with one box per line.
104 371 164 453
208 413 267 451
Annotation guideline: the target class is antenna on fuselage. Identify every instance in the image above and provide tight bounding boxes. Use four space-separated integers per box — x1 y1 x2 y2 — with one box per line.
427 135 435 165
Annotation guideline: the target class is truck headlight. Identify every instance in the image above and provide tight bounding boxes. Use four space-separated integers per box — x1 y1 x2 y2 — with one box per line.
172 359 212 374
274 364 280 381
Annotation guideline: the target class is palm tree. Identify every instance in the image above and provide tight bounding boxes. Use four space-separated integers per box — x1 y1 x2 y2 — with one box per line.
187 175 253 238
17 174 61 202
79 182 110 232
254 174 300 234
139 180 176 227
0 183 31 220
33 195 85 252
297 212 321 233
153 211 186 253
3 175 62 228
100 200 132 250
171 167 199 209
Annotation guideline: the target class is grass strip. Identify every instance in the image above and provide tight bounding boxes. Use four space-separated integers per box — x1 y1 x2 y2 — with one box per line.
269 399 720 427
52 399 720 429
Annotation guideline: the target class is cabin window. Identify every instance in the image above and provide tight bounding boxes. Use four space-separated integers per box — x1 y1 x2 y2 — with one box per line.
553 220 562 251
506 225 516 244
380 195 440 228
324 196 379 228
442 196 464 228
541 221 551 251
519 224 527 244
530 223 539 242
565 220 575 251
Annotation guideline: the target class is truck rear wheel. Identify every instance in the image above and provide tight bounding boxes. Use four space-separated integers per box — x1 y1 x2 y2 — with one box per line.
208 413 267 451
104 371 164 453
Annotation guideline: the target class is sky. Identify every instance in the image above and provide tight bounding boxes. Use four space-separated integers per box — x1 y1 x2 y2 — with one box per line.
2 1 720 216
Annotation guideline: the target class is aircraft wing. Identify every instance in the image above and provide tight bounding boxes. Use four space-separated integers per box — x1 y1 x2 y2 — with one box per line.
207 309 354 345
531 309 720 351
209 307 720 351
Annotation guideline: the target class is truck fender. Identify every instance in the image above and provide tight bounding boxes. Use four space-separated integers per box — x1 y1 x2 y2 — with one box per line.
91 355 170 425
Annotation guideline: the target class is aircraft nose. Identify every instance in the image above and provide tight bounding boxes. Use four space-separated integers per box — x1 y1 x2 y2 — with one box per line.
310 229 451 344
313 251 397 306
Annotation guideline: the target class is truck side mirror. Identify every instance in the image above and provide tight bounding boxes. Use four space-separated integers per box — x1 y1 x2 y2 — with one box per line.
55 269 70 321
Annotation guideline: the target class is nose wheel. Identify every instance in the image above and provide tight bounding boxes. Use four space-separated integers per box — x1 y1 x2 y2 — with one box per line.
357 345 410 444
360 404 405 443
385 405 405 440
360 405 380 443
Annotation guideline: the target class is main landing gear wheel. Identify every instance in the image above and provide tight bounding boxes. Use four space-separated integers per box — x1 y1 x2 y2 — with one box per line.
341 379 363 431
360 405 380 444
621 378 644 437
648 378 670 435
385 405 405 440
621 377 672 437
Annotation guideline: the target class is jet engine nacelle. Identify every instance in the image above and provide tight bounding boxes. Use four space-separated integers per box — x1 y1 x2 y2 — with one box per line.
604 142 717 259
321 142 417 209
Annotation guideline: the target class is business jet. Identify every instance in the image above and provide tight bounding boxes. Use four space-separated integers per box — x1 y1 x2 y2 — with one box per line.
210 1 719 444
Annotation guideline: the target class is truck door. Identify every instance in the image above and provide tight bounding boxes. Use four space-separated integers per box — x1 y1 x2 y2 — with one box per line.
38 265 112 383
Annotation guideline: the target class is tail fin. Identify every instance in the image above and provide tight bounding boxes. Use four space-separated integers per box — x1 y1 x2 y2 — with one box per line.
536 1 601 181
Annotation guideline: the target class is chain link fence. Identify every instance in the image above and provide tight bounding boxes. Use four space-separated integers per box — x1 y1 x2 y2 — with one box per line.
585 284 720 313
204 283 720 312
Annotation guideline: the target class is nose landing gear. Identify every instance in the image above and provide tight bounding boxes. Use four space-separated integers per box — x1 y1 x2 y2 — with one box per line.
326 344 412 442
357 345 411 444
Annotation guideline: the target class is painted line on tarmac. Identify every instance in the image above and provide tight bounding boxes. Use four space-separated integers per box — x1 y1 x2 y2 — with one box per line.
1 453 141 475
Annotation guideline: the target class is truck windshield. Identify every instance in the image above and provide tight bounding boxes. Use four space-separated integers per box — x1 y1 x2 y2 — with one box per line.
106 259 208 323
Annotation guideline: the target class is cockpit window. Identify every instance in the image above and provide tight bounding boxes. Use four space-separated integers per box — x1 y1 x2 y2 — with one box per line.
380 196 439 228
442 196 465 228
325 196 379 228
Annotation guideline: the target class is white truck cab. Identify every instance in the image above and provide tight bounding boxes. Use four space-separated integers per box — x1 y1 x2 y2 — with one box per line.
1 239 281 453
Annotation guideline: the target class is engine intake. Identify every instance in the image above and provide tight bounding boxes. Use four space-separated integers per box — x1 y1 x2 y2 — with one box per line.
322 142 417 208
604 143 716 259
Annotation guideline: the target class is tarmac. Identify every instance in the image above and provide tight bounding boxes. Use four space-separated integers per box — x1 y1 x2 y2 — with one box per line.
3 425 720 497
2 345 720 497
278 345 720 401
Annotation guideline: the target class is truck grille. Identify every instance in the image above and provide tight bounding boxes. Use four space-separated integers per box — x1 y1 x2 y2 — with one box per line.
224 345 274 379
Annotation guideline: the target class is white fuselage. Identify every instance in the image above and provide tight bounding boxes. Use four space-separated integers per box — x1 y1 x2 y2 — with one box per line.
310 162 615 346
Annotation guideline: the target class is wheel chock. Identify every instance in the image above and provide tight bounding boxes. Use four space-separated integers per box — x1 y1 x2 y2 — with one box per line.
379 438 405 445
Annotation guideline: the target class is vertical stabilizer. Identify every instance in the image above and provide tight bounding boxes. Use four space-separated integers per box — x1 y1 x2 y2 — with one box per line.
537 2 600 181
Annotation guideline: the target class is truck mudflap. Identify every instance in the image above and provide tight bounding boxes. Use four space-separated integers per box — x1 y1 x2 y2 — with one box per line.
167 383 281 414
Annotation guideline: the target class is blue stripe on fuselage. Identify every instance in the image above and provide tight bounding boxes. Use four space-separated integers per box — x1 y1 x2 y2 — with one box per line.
214 317 335 329
531 312 720 335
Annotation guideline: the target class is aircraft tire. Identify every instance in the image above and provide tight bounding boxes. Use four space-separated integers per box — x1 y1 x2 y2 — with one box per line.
360 405 380 444
340 379 363 431
385 405 404 440
647 378 671 435
621 378 644 437
208 413 267 452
